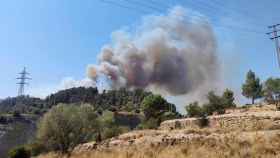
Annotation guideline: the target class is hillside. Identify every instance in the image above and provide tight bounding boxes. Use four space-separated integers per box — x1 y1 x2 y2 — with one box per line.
39 104 280 158
0 87 156 115
0 88 180 158
0 115 38 158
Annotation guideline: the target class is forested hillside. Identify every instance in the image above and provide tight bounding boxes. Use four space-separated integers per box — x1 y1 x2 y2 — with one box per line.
0 87 171 115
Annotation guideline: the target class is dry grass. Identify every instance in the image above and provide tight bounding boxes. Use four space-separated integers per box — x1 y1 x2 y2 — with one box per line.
37 130 280 158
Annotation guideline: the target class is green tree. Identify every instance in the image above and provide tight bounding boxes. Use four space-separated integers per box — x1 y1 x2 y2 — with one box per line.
140 94 178 129
242 70 262 104
222 89 236 108
141 94 167 119
185 102 205 117
204 91 226 115
36 104 99 153
263 78 280 104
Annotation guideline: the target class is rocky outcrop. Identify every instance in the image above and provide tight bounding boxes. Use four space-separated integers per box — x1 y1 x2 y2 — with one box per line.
160 111 280 131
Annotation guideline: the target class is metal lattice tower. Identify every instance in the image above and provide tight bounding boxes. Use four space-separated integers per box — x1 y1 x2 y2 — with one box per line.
267 24 280 68
17 67 31 96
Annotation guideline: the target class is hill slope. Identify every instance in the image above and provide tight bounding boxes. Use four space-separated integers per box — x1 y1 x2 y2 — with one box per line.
39 104 280 158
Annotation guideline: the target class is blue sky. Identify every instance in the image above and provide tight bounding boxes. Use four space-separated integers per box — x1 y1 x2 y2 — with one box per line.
0 0 279 105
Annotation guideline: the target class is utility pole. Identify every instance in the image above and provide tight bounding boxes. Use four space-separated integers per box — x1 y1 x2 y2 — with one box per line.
267 24 280 68
16 67 31 96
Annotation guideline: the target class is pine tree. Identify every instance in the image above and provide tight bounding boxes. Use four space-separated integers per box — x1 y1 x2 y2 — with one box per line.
242 70 262 104
222 89 235 108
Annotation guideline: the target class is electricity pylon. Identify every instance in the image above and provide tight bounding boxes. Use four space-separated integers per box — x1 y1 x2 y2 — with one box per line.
267 24 280 68
17 67 31 96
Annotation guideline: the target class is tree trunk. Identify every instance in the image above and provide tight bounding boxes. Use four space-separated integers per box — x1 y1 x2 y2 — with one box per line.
252 97 255 105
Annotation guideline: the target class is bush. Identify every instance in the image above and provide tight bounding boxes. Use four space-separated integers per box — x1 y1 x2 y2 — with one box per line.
141 94 167 119
137 118 159 129
204 91 226 115
263 77 280 104
103 126 130 139
185 102 205 117
98 111 130 140
25 142 45 156
222 89 236 108
188 89 236 117
8 146 30 158
36 104 99 153
140 94 179 129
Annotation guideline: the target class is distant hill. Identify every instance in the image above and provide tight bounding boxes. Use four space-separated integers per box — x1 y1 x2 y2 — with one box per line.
0 96 45 114
0 87 175 115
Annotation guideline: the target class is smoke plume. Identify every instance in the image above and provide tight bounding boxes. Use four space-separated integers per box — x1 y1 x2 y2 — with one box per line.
88 6 220 96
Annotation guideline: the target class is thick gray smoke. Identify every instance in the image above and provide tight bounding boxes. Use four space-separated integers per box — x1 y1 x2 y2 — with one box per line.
88 6 220 96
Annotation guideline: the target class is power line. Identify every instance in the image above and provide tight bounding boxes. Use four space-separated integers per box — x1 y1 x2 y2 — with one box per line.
267 24 280 68
211 0 279 22
153 0 265 34
99 0 264 35
123 0 164 12
16 67 31 96
200 0 266 25
100 0 150 13
178 0 266 29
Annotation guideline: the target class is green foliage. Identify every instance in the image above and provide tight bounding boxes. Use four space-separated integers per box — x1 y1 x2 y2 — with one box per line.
0 88 151 115
141 94 167 119
140 94 179 129
36 104 99 153
103 126 130 139
204 91 226 115
25 142 45 157
222 89 236 108
188 89 236 117
8 146 30 158
137 118 159 129
98 111 130 140
185 102 205 117
0 95 45 115
242 70 263 104
263 77 280 104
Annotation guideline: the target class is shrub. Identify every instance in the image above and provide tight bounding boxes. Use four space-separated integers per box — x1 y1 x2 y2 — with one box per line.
263 77 280 104
25 142 45 156
141 94 167 119
140 94 179 128
98 111 130 140
8 146 30 158
222 89 236 108
185 102 205 117
204 91 226 115
137 118 159 129
12 111 21 117
103 126 130 139
36 104 99 153
189 89 236 117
